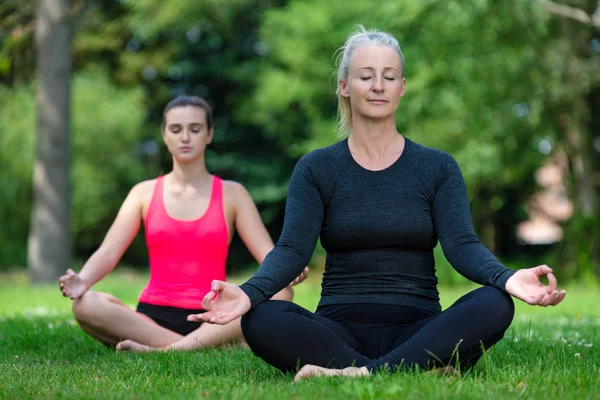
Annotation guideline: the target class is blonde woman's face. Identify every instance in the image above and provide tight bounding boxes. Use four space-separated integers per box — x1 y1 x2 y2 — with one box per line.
339 44 406 122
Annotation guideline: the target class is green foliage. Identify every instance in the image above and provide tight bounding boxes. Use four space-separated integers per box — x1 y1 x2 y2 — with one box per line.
0 84 36 266
0 0 597 278
0 70 152 268
0 0 35 84
252 0 555 190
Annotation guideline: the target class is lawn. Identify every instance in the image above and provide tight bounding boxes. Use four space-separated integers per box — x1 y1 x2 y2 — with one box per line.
0 269 598 399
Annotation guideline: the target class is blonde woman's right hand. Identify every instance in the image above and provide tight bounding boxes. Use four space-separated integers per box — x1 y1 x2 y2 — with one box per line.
187 280 251 325
58 269 88 300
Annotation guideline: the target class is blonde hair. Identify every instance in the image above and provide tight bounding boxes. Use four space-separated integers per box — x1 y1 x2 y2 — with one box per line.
335 26 404 136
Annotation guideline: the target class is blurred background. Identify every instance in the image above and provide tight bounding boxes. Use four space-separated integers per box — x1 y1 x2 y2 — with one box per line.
0 0 598 286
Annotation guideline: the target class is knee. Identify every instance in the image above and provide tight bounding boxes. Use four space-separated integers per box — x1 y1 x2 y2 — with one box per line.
480 286 515 330
241 300 294 342
71 291 116 324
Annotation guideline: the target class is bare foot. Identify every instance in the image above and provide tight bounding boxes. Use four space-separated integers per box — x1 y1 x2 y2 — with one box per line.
115 339 154 353
293 365 369 383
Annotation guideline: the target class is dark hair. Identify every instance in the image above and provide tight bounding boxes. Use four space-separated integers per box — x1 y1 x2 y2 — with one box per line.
161 95 213 131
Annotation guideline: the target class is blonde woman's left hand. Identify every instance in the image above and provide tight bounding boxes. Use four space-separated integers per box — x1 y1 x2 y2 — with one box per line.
505 265 566 307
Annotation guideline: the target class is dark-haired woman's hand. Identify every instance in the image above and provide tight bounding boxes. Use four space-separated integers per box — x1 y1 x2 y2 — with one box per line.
289 266 310 286
58 269 88 300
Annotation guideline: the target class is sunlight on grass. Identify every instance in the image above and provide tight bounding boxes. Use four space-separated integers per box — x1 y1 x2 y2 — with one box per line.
1 270 598 399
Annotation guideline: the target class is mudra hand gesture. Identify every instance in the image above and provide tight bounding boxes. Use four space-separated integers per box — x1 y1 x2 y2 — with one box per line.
58 269 88 300
505 265 566 307
188 281 251 324
189 267 310 324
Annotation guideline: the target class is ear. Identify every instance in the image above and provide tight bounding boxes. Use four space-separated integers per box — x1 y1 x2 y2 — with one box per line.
339 80 350 98
206 128 214 145
399 77 407 97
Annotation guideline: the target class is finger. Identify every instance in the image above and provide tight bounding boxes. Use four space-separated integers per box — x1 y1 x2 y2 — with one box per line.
552 290 567 306
211 280 227 293
67 268 75 275
540 291 558 307
546 273 558 293
187 313 205 322
526 293 544 306
533 264 552 277
211 314 233 325
201 291 216 311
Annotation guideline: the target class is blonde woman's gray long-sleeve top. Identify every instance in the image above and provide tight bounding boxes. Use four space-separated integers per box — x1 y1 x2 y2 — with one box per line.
240 137 515 312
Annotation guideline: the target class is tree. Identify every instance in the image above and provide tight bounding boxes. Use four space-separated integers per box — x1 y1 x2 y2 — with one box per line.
538 0 600 278
249 0 557 253
28 0 72 282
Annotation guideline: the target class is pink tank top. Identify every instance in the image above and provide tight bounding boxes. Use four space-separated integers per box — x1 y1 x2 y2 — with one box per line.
138 175 229 309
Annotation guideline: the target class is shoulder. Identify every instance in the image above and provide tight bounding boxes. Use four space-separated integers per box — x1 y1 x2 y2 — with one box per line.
129 179 157 201
405 138 455 164
300 140 345 164
222 179 250 197
294 140 346 177
404 138 458 180
221 179 255 212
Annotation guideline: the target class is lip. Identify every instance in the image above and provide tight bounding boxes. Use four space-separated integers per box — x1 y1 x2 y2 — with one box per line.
179 146 192 152
368 99 388 105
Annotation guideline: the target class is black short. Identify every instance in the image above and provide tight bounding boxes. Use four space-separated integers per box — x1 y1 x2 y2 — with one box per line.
136 302 204 336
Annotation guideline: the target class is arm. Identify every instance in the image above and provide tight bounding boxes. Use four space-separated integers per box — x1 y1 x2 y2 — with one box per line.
59 183 146 298
432 157 515 290
227 181 294 300
432 157 566 307
239 156 324 308
228 181 275 264
190 155 325 325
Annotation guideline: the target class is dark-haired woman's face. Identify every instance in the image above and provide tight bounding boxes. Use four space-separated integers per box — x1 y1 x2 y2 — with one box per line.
162 106 213 162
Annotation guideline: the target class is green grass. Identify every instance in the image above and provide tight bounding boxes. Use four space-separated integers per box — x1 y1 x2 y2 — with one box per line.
0 269 598 399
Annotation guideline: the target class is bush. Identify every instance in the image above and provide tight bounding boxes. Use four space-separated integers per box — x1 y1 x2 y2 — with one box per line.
0 69 155 269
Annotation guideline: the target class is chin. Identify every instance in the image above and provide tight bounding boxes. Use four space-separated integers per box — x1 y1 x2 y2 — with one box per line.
174 154 202 163
360 110 395 121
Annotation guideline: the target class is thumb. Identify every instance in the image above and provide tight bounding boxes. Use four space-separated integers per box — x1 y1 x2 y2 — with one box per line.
66 268 75 276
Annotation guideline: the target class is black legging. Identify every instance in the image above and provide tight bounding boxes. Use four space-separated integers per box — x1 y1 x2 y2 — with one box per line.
241 286 514 373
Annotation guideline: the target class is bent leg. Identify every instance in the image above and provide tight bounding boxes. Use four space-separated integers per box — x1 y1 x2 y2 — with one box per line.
118 318 245 352
119 291 294 352
369 286 514 372
72 291 182 347
241 300 370 373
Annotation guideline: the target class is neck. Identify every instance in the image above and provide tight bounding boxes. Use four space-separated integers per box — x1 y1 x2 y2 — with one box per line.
348 117 402 160
169 157 211 186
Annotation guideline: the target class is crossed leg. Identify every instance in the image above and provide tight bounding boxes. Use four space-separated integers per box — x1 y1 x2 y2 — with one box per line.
72 291 243 351
242 286 515 380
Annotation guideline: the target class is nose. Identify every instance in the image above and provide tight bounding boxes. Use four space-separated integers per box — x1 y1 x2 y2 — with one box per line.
372 76 384 93
181 129 191 142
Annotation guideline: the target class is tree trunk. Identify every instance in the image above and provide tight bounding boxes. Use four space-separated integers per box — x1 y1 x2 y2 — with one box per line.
28 0 72 283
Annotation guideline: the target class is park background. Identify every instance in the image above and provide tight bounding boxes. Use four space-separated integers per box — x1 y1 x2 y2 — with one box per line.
0 0 599 399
